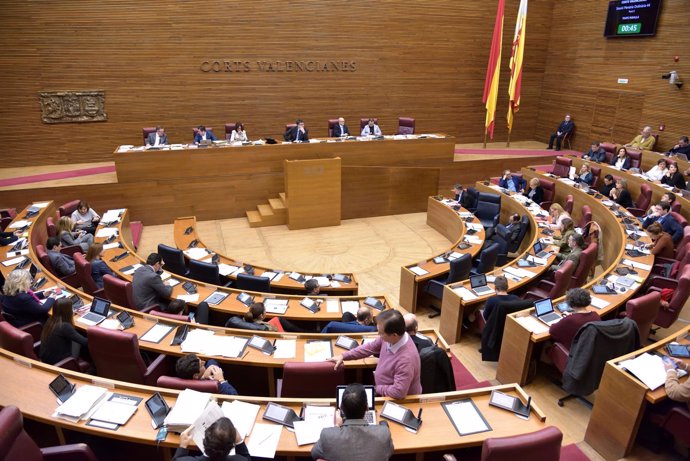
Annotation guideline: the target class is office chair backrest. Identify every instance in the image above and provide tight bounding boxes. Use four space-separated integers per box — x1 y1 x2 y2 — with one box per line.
0 321 38 360
397 117 416 135
142 127 156 144
447 253 472 284
359 118 378 130
236 273 271 293
551 157 572 178
103 274 135 309
628 150 642 169
550 260 576 299
475 242 500 274
88 327 147 384
327 119 339 137
571 242 598 287
73 252 99 295
481 426 563 461
590 166 601 189
625 291 661 340
578 205 592 229
564 194 574 214
655 265 690 328
280 361 345 398
188 259 221 285
635 183 652 211
157 375 219 393
58 200 80 218
157 244 188 276
670 211 688 229
539 179 556 209
149 310 188 322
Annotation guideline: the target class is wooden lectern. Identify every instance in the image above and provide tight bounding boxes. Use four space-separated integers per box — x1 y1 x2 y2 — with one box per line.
284 157 341 230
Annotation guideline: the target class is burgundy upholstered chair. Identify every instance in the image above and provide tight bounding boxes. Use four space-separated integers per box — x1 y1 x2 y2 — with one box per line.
149 310 188 322
103 274 138 309
628 183 652 217
627 150 642 169
142 127 156 144
620 291 660 341
58 200 81 218
0 321 85 372
87 327 169 385
578 205 592 230
590 166 601 189
670 211 688 229
524 260 575 301
397 117 415 135
359 118 378 130
327 119 339 137
564 194 574 214
539 178 556 210
481 426 563 461
46 216 57 238
280 362 345 398
551 157 572 178
0 406 98 461
651 242 690 280
649 265 690 328
73 252 104 297
659 407 690 450
224 123 237 140
157 375 220 393
571 242 598 287
601 142 617 163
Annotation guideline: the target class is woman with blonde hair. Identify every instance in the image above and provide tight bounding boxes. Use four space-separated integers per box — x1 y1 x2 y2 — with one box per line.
39 297 88 365
85 243 114 289
523 177 544 204
549 203 571 227
2 269 57 327
57 216 93 252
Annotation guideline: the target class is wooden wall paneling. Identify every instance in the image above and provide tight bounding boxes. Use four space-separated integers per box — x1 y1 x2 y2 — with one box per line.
284 158 341 230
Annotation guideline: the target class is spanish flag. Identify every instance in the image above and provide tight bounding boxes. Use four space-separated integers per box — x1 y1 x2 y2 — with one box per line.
507 0 528 134
483 0 505 140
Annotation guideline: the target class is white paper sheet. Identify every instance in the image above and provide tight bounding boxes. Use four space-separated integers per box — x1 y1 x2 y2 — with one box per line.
444 400 490 435
247 423 282 459
273 339 297 359
221 400 260 438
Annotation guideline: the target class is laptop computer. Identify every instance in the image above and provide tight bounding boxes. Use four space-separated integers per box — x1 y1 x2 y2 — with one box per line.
532 298 562 326
336 384 377 425
78 297 112 326
469 274 494 296
533 241 551 259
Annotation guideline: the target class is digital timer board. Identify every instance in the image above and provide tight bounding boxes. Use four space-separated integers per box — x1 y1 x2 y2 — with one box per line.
604 0 662 37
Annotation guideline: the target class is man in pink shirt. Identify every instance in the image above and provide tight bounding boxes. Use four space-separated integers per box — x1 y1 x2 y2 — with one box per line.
329 309 422 399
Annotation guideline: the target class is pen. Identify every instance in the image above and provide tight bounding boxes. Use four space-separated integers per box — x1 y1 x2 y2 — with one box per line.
417 408 423 421
256 433 273 445
241 350 250 360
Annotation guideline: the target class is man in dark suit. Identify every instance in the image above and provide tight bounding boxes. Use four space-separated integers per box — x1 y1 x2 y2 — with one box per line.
404 313 433 351
498 170 525 192
175 417 249 461
46 237 75 276
333 117 350 137
284 119 309 142
547 114 574 151
132 252 173 309
643 202 683 243
146 126 169 147
583 141 607 163
193 125 217 144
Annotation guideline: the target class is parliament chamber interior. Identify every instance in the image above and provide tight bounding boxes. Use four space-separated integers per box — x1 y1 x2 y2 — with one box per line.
0 1 689 460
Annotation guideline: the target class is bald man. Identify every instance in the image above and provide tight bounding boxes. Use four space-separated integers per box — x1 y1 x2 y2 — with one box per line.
321 307 376 334
333 117 350 137
403 313 434 351
627 126 656 150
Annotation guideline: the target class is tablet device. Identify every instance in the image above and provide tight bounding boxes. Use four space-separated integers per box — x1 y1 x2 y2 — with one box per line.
145 392 171 429
666 344 690 358
248 335 275 354
170 324 189 346
380 401 422 432
364 297 384 311
262 402 302 428
592 284 617 295
334 336 359 351
182 281 197 294
117 310 134 329
236 292 254 306
489 390 531 418
49 374 75 404
300 297 321 313
332 274 351 283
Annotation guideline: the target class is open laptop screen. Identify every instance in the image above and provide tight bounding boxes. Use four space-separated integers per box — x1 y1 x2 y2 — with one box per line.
469 274 487 289
533 241 543 254
336 385 375 410
534 298 554 316
91 297 111 316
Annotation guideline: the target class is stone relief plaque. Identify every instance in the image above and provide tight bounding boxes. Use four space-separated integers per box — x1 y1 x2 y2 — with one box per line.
39 90 107 123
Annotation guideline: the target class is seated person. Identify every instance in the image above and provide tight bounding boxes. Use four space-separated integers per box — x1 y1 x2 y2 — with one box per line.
175 353 238 395
599 174 616 197
2 269 56 327
626 126 656 150
333 117 350 137
498 170 525 192
660 163 687 190
229 122 248 142
549 288 600 348
330 309 422 399
57 216 93 252
162 299 210 325
361 118 382 137
146 126 168 147
661 192 678 211
610 147 631 170
451 183 464 202
175 418 249 461
493 213 521 253
46 236 76 276
284 119 309 142
523 177 544 204
482 276 520 321
39 297 88 365
553 217 575 255
552 233 585 271
582 141 606 163
311 383 394 461
70 200 100 235
132 252 173 310
85 243 114 289
574 162 594 186
0 229 21 246
322 307 376 333
547 114 574 151
642 202 684 243
645 158 669 182
403 313 433 351
662 358 690 407
665 135 690 157
645 222 674 260
549 203 570 228
193 125 216 144
225 302 276 331
304 278 321 296
610 178 633 209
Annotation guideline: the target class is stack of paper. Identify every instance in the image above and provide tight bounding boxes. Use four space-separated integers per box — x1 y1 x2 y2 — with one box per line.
263 298 289 314
293 405 335 445
9 220 31 229
54 385 109 422
164 389 212 433
181 329 217 354
273 339 297 359
326 299 340 313
95 227 118 238
452 287 477 301
221 400 261 438
619 353 670 390
184 248 210 260
409 266 428 276
304 341 333 362
514 315 549 334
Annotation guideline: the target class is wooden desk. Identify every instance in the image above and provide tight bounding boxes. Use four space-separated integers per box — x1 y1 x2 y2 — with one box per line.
494 168 654 385
173 216 358 295
438 183 548 344
0 348 548 460
399 197 484 313
585 325 690 460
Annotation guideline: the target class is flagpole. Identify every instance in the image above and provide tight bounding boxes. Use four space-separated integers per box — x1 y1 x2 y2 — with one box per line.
506 131 511 147
483 131 488 149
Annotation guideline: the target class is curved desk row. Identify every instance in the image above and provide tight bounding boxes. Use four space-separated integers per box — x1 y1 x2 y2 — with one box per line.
494 168 655 385
439 182 553 343
399 197 485 313
173 216 358 295
585 324 690 460
0 347 548 459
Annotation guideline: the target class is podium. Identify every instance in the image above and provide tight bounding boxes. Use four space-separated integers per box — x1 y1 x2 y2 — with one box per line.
284 158 341 230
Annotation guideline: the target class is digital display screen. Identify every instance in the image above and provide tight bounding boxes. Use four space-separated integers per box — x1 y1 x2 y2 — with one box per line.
604 0 662 37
